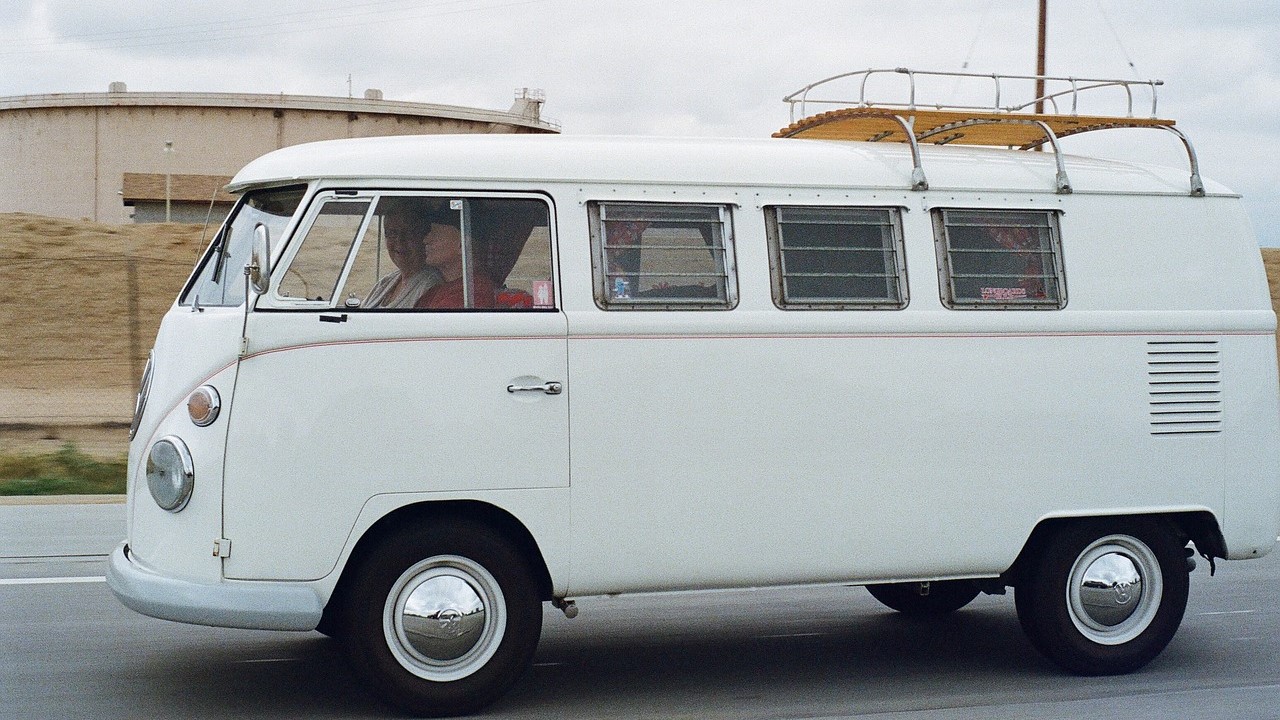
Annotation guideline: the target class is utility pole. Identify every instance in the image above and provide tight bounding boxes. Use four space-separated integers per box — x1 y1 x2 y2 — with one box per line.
163 140 174 222
1035 0 1047 114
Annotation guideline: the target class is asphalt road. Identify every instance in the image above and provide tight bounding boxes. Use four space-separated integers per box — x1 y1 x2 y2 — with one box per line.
2 500 1279 719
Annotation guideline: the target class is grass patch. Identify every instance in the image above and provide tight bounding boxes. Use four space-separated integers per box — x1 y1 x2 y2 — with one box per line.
0 443 126 496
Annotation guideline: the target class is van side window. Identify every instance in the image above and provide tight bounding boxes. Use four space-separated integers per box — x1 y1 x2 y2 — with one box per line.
342 196 555 311
276 194 555 311
933 209 1066 309
765 206 908 309
589 202 737 309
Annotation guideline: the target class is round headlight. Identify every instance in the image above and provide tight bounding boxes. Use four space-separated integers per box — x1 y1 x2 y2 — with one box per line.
146 436 194 512
187 385 221 427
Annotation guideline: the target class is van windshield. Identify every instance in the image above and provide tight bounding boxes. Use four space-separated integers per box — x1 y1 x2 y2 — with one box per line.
180 185 306 307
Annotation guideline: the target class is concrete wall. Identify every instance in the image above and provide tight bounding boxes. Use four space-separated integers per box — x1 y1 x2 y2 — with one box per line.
0 92 556 224
130 201 234 224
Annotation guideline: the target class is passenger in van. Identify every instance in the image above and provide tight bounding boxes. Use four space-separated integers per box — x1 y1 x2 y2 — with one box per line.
414 212 496 309
364 199 445 308
988 225 1048 299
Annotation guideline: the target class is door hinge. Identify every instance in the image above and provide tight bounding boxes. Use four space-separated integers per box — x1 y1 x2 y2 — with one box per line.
213 538 233 558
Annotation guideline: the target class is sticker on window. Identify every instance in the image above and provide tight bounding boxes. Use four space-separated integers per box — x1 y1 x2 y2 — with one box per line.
980 287 1029 301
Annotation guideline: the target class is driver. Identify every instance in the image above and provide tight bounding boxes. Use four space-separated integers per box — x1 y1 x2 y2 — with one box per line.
364 198 444 308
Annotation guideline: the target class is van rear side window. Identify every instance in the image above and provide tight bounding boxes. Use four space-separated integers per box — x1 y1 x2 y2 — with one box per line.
933 208 1066 309
589 202 737 309
766 206 908 309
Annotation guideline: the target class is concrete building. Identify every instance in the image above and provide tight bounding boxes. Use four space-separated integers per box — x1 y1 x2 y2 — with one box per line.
0 84 558 224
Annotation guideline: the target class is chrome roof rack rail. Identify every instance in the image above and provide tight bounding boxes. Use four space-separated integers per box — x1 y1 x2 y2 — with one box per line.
776 68 1202 197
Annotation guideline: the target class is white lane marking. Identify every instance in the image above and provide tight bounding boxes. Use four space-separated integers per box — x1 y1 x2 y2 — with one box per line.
236 658 297 664
1 554 108 562
756 632 824 639
0 576 107 586
1197 610 1257 616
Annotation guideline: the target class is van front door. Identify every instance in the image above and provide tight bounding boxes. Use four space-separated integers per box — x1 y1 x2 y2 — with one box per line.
222 192 567 581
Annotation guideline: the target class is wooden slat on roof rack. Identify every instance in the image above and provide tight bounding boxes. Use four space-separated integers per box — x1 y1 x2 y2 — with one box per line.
773 107 1175 149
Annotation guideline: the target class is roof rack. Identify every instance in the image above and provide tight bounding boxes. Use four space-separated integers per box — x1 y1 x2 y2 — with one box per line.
774 68 1204 196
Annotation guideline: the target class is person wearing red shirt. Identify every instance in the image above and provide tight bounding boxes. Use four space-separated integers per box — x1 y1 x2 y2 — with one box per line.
414 218 495 309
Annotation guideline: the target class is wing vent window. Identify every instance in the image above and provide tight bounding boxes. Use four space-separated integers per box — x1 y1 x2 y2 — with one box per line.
933 208 1066 309
766 206 908 309
1147 340 1222 435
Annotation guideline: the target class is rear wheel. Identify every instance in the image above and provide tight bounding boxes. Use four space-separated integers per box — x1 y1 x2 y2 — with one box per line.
340 519 542 717
866 580 980 616
1015 518 1189 675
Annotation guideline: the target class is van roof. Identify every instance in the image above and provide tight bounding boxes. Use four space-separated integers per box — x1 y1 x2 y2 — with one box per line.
227 133 1233 198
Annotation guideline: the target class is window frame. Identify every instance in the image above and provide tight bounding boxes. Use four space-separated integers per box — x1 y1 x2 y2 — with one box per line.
259 189 560 312
588 201 739 311
179 184 307 308
271 194 375 307
932 207 1068 310
765 204 910 310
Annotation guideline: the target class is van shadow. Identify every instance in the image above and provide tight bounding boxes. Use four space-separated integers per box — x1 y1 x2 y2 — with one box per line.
501 598 1042 716
500 588 1225 718
111 589 1221 719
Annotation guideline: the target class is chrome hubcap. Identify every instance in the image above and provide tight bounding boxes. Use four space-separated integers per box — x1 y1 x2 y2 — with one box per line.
1066 535 1162 645
402 575 487 662
384 555 505 681
1078 552 1143 626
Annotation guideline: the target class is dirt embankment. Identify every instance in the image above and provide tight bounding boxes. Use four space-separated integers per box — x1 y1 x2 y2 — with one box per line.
1 213 208 388
1 214 208 454
1266 249 1280 318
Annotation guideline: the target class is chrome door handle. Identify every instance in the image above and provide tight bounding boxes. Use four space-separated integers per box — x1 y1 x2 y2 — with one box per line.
507 381 563 395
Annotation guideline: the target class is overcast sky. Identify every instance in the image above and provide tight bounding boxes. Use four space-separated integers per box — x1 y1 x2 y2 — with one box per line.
2 1 1278 244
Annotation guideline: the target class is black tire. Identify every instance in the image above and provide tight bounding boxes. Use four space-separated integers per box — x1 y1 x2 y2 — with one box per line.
339 518 542 717
866 580 981 616
1014 518 1189 675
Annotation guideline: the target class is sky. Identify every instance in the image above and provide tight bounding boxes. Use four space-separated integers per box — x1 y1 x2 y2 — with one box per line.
2 0 1278 244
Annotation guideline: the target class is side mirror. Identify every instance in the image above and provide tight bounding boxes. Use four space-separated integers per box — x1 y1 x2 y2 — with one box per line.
248 223 272 295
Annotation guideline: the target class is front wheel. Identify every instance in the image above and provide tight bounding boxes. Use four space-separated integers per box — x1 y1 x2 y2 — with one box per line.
340 519 542 716
866 580 980 616
1015 518 1189 675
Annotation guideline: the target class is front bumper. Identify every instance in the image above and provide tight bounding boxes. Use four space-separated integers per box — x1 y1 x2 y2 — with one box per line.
106 542 323 631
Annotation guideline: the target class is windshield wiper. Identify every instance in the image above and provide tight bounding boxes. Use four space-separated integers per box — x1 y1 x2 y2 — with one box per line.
210 228 230 285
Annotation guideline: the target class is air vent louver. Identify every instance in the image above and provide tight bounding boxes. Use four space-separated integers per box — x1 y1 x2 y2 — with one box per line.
1147 340 1222 435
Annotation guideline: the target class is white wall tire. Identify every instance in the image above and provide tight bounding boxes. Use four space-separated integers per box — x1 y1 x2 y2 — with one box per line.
1064 535 1163 646
382 554 508 683
341 519 541 716
1015 518 1189 675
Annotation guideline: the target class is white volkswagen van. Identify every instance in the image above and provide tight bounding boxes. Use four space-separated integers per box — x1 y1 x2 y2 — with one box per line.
109 72 1280 716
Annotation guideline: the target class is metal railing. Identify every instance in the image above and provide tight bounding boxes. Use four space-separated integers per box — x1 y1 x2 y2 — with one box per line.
784 68 1164 123
778 68 1203 197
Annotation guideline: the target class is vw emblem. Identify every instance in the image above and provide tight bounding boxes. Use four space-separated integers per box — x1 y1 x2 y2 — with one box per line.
1113 580 1133 605
437 609 465 637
